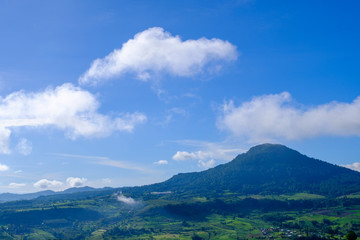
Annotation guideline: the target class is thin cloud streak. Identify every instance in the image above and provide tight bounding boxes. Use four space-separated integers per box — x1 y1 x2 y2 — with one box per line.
52 153 155 173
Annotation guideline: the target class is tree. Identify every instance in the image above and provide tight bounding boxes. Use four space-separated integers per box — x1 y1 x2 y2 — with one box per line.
346 231 357 240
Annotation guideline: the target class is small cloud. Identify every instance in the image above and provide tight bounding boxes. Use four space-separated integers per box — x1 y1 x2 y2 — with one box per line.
66 177 87 187
14 170 23 174
79 27 237 86
173 151 198 161
154 160 168 165
0 163 9 171
171 139 245 170
172 150 216 169
342 162 360 172
115 192 138 205
102 178 112 185
34 179 63 189
198 159 215 168
16 138 32 156
9 182 26 188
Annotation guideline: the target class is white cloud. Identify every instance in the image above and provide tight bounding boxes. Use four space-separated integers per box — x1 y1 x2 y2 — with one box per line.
0 83 146 154
102 178 112 185
171 140 245 169
342 162 360 172
66 177 87 187
79 27 237 85
173 150 225 162
218 92 360 141
154 160 168 165
34 179 63 189
116 192 137 205
16 138 32 156
9 182 26 188
173 151 216 169
0 163 9 171
198 159 215 168
172 151 197 161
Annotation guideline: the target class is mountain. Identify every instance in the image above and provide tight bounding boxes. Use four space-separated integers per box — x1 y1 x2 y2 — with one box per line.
144 143 360 197
2 144 360 203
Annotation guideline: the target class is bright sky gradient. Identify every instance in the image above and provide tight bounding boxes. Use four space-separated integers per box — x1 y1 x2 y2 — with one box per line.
0 0 359 193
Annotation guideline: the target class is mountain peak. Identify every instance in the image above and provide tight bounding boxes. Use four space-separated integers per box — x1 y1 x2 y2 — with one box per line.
247 143 288 153
245 143 299 158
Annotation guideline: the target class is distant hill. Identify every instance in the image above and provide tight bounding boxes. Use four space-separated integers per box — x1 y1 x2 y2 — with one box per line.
0 186 109 203
0 190 55 203
145 143 360 196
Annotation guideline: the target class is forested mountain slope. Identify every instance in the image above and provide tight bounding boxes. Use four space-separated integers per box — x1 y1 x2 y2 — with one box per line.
145 144 360 196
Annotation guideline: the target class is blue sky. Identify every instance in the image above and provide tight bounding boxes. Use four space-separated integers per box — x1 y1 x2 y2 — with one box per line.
0 0 359 193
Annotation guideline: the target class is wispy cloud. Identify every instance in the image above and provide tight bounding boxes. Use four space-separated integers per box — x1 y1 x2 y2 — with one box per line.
218 92 360 141
8 182 26 188
159 107 188 126
16 138 32 156
97 159 154 173
79 27 237 86
0 83 146 154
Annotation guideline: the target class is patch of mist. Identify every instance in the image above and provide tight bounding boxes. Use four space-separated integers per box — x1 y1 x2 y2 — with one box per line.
114 192 140 206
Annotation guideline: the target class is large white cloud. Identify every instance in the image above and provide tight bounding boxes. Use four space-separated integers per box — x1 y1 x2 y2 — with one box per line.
66 177 87 187
218 92 360 141
0 83 146 153
79 27 237 85
34 179 63 189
